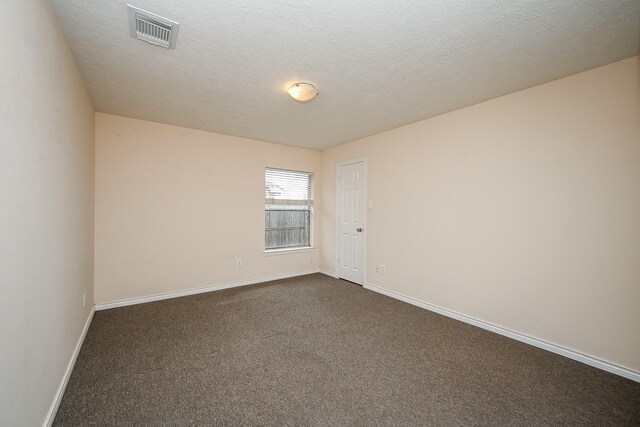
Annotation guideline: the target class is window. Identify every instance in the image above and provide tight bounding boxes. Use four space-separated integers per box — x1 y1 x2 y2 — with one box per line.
265 168 313 251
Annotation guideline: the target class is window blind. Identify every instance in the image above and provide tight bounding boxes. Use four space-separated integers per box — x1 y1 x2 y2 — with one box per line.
265 168 313 206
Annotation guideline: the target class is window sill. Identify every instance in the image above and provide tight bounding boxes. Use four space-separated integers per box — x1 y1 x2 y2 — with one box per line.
264 247 315 256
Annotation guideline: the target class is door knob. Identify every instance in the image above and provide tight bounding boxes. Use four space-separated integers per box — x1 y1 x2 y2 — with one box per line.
357 228 363 232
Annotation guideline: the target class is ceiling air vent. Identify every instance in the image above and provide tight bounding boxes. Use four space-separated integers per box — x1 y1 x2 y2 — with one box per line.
127 5 179 49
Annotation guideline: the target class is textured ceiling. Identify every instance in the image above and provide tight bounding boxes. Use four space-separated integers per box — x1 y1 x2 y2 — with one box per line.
50 0 640 150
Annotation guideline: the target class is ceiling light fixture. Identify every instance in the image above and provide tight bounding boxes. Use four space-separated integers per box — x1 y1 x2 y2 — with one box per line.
288 82 318 102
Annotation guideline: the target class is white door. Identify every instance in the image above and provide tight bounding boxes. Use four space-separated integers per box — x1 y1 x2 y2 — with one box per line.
337 160 365 285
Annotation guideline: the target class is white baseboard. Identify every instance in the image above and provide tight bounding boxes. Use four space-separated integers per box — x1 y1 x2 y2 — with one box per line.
364 283 640 383
45 307 95 427
319 268 338 278
95 269 321 311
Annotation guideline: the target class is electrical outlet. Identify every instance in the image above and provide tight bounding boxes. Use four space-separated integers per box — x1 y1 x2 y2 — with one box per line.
83 291 86 308
236 259 243 268
375 264 380 273
380 264 386 274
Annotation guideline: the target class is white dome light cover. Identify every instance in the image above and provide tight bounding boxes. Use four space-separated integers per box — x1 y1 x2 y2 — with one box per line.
288 82 318 102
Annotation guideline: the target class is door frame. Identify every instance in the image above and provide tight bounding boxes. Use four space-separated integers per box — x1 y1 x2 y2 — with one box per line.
335 158 368 285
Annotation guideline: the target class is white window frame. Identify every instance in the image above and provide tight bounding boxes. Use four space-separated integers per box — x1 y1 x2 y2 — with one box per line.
264 168 314 253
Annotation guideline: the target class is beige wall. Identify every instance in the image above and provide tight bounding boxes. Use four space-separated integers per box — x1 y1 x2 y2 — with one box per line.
0 1 95 426
95 113 321 304
320 56 640 372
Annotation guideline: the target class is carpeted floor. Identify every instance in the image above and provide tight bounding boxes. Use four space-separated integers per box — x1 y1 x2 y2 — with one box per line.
54 273 640 426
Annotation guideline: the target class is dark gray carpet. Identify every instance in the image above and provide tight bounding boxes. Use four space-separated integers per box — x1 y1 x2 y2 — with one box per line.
54 273 640 426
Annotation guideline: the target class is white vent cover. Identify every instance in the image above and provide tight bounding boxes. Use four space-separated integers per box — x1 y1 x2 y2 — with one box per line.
127 5 179 49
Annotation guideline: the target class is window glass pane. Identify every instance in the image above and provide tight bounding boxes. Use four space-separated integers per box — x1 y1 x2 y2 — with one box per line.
265 209 311 249
265 168 312 201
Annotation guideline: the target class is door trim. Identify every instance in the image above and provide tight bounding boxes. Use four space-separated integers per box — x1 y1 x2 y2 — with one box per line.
335 158 367 285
